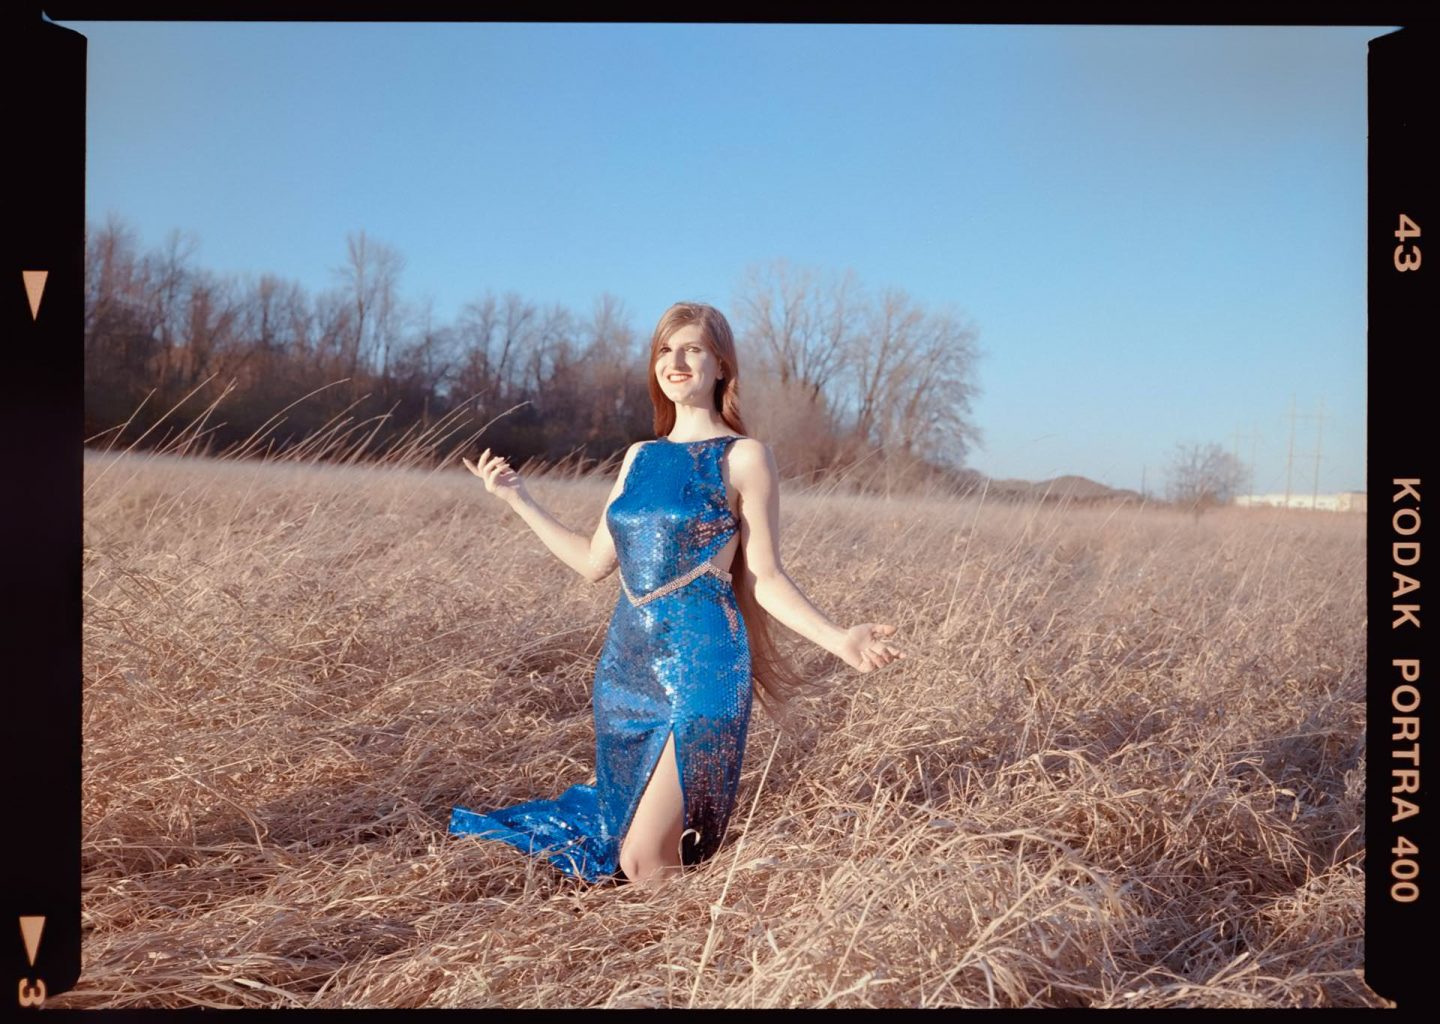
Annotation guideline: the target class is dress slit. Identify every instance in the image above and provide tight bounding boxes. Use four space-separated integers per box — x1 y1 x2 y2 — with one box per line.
616 726 690 878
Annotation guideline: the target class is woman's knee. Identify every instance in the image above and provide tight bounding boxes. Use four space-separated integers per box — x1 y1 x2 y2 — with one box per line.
620 839 681 883
619 848 649 882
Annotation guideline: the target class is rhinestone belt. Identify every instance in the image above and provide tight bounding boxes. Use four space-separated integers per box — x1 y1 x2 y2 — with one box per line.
620 559 733 607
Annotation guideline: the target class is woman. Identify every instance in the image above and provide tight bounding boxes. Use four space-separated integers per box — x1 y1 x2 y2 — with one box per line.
449 301 905 885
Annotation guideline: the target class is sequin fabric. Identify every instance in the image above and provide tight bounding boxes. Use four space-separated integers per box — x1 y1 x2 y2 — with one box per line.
449 435 753 882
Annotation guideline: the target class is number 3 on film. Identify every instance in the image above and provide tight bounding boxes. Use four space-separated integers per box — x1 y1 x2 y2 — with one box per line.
17 979 46 1008
17 916 46 1007
1394 213 1421 271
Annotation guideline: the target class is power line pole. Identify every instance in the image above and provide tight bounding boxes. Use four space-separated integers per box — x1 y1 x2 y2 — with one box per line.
1311 397 1326 511
1283 395 1296 508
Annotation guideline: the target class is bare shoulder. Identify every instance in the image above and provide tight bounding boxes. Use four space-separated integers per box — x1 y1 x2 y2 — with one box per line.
727 437 775 488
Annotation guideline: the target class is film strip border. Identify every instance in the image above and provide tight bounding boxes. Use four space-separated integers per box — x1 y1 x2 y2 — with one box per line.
1366 25 1431 1010
7 15 85 1008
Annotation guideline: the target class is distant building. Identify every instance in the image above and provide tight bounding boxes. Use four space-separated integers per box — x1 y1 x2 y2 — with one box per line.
1235 491 1366 513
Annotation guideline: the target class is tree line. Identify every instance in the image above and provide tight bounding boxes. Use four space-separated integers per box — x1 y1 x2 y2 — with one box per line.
84 218 983 488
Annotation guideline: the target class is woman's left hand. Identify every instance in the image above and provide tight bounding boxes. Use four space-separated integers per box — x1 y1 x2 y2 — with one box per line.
838 622 906 673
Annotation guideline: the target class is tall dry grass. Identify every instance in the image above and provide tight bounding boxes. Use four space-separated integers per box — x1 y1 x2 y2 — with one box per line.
69 403 1378 1007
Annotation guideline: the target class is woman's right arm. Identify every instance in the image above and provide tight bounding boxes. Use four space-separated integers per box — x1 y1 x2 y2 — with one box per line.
464 443 641 583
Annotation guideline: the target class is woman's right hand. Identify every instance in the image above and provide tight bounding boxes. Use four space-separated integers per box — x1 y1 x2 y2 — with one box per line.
837 622 906 673
462 448 528 507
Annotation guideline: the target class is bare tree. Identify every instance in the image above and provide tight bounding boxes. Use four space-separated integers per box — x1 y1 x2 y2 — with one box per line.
311 286 356 381
585 293 640 370
573 294 642 441
145 228 200 391
879 305 982 464
525 302 576 398
177 270 242 388
733 258 858 403
738 362 839 477
381 296 455 427
841 288 980 466
84 217 158 435
1165 441 1247 518
240 274 309 377
85 216 159 341
733 261 982 470
409 296 460 403
336 229 405 384
454 291 542 406
453 294 498 405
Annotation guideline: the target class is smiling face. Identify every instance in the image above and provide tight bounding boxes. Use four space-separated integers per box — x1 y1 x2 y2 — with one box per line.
655 324 724 404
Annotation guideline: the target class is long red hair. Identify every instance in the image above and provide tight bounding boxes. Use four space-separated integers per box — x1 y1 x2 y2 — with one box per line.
645 302 817 721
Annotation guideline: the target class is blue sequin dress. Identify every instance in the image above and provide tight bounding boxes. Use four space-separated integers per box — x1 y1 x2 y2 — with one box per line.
449 434 753 882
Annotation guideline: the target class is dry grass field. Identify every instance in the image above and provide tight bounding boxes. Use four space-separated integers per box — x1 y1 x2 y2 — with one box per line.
69 431 1378 1008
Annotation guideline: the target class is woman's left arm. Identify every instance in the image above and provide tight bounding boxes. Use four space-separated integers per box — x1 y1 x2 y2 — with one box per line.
730 439 905 673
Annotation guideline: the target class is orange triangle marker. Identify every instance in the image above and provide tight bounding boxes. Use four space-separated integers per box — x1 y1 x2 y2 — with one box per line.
22 270 48 321
20 916 44 966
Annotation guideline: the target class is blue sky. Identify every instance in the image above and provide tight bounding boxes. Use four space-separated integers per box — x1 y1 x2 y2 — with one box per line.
65 21 1385 494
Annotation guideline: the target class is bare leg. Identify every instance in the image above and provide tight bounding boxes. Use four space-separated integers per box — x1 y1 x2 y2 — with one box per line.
618 731 685 885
